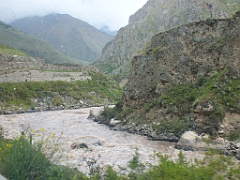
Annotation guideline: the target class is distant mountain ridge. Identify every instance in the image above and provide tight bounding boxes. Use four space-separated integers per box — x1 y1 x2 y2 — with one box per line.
11 14 114 63
0 21 78 64
95 0 240 74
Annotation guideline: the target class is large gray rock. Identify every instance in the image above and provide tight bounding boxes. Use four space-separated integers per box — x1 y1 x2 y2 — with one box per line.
176 131 231 151
176 131 209 151
210 137 230 150
88 107 104 122
0 174 7 180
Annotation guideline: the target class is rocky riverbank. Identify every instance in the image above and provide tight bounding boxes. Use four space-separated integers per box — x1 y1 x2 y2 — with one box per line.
0 108 206 174
1 97 102 115
88 106 240 160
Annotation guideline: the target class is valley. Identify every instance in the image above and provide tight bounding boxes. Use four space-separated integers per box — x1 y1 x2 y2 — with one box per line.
0 0 240 179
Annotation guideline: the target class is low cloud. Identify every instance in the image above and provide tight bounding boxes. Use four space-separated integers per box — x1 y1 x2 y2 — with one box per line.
0 0 147 31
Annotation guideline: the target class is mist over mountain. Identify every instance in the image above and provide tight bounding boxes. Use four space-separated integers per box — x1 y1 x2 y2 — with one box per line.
100 25 117 36
11 14 114 63
95 0 240 74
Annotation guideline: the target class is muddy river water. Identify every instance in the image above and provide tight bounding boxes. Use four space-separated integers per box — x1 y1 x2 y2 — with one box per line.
0 107 205 174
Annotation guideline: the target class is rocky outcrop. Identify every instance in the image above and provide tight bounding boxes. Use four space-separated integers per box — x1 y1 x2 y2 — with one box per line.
112 12 240 142
175 131 231 151
95 0 240 74
124 12 240 107
176 131 240 159
1 95 93 115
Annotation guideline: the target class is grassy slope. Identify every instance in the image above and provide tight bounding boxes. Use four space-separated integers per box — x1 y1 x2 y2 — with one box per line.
0 44 27 56
0 71 122 111
104 68 240 140
0 21 78 64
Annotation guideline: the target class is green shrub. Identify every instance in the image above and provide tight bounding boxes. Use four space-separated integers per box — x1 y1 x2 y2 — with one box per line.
144 99 158 112
152 116 190 137
0 72 123 111
228 130 240 141
0 44 27 56
100 106 117 121
0 133 51 179
0 127 240 179
0 130 87 180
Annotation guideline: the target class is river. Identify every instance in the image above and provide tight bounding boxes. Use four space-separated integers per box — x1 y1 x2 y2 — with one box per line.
0 107 205 174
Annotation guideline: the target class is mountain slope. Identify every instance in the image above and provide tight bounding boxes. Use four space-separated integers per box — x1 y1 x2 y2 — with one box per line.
95 0 240 74
11 14 114 63
0 21 77 64
110 11 240 141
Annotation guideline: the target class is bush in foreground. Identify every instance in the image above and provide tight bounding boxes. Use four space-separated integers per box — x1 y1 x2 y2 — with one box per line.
0 128 239 180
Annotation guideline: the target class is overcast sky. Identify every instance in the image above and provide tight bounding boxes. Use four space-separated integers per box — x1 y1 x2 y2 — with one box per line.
0 0 148 31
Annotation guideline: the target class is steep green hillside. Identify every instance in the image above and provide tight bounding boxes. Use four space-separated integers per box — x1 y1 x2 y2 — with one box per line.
95 0 240 74
11 14 113 62
0 44 27 56
0 21 78 64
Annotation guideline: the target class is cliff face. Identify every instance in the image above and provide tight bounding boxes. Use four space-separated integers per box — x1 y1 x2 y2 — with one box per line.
115 12 240 141
95 0 240 74
125 16 240 104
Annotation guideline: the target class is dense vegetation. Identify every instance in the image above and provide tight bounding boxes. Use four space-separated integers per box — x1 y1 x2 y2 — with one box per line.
0 128 239 180
0 71 122 112
0 129 88 179
101 68 240 140
154 68 240 137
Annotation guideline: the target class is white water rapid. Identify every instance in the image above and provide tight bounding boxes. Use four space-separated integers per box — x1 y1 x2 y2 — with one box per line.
0 108 205 174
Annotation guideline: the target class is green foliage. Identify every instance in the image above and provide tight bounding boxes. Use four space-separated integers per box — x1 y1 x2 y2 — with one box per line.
117 108 133 120
46 165 87 180
135 151 240 180
100 100 133 121
104 166 125 180
0 44 27 56
152 46 163 55
228 130 240 141
100 106 117 121
52 96 63 106
0 72 122 111
0 133 51 179
128 149 145 170
157 69 240 136
206 18 217 26
0 128 240 179
152 117 190 138
144 99 158 112
0 24 77 64
98 62 115 73
0 130 87 180
127 149 145 180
